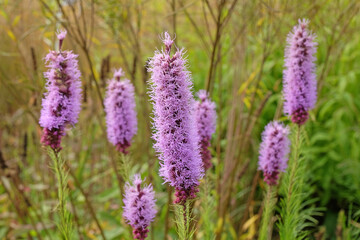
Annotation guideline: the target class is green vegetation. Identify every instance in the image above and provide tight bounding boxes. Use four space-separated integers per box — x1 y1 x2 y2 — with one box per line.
0 0 359 239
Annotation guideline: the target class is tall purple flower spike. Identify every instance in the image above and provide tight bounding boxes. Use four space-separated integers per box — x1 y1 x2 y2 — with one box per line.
148 32 203 204
258 121 290 185
104 69 137 154
283 19 317 125
39 30 82 152
195 90 216 171
123 175 157 240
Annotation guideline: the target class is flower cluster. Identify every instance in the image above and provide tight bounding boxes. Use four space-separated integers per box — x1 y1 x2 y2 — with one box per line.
148 33 203 204
39 30 82 151
258 121 290 185
104 69 137 154
283 19 317 125
194 90 216 171
123 175 157 240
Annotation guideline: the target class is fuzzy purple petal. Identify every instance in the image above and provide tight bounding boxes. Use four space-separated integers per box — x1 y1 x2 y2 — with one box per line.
39 32 82 151
195 90 216 170
123 174 157 240
104 69 137 154
283 19 317 125
258 121 290 185
148 32 203 203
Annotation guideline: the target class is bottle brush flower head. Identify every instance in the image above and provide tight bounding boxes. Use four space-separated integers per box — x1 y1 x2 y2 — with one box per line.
258 121 290 185
123 174 157 240
148 32 203 204
39 30 82 152
104 68 137 154
283 19 317 125
195 90 216 171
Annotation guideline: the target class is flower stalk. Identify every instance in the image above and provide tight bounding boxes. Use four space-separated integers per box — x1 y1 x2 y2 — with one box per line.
258 185 277 240
48 148 73 239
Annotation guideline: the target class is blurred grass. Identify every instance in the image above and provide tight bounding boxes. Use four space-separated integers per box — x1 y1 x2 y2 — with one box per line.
0 0 359 239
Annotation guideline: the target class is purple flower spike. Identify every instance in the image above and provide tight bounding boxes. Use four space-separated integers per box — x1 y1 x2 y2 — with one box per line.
39 30 82 152
195 90 216 171
148 32 203 204
123 174 157 240
258 121 290 185
104 69 137 154
283 19 317 125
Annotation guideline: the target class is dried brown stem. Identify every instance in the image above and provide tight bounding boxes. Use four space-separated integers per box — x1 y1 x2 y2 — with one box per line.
64 162 107 240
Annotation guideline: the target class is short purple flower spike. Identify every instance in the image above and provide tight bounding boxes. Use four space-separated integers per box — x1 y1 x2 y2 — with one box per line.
39 30 82 152
104 69 137 154
258 121 290 185
123 175 157 240
148 32 203 204
283 19 317 125
195 90 216 171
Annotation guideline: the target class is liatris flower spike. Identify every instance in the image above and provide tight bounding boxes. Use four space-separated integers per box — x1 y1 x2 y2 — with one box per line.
195 90 216 171
283 19 317 125
39 30 82 152
123 174 157 240
104 69 137 154
148 32 203 204
258 121 290 185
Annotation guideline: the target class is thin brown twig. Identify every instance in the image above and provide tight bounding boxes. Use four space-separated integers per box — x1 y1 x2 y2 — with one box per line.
237 171 260 238
69 191 84 240
179 0 211 54
64 162 107 240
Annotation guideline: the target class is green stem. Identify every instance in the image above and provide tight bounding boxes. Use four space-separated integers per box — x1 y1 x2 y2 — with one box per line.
175 200 192 240
49 149 73 240
279 125 303 239
285 125 301 216
259 185 276 240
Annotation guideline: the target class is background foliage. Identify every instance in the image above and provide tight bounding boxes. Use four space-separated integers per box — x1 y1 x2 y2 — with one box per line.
0 0 359 239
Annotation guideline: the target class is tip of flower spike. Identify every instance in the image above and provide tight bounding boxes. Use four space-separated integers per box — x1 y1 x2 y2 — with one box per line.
265 121 290 135
161 32 174 54
132 174 143 187
298 18 310 29
56 30 67 41
197 90 209 101
56 30 67 50
114 68 125 80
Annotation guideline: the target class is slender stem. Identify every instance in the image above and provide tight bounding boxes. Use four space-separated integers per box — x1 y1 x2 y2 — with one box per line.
286 125 301 207
82 47 105 109
258 185 276 240
51 149 72 240
109 149 125 199
175 200 192 240
182 200 190 240
279 125 302 239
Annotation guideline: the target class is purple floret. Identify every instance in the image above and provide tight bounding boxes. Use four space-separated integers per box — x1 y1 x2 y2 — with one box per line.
195 90 216 171
258 121 290 185
123 174 157 240
39 30 82 151
104 69 137 154
283 19 317 125
148 32 203 204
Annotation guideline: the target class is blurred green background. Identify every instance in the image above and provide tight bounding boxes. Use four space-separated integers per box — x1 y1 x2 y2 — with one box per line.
0 0 359 239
